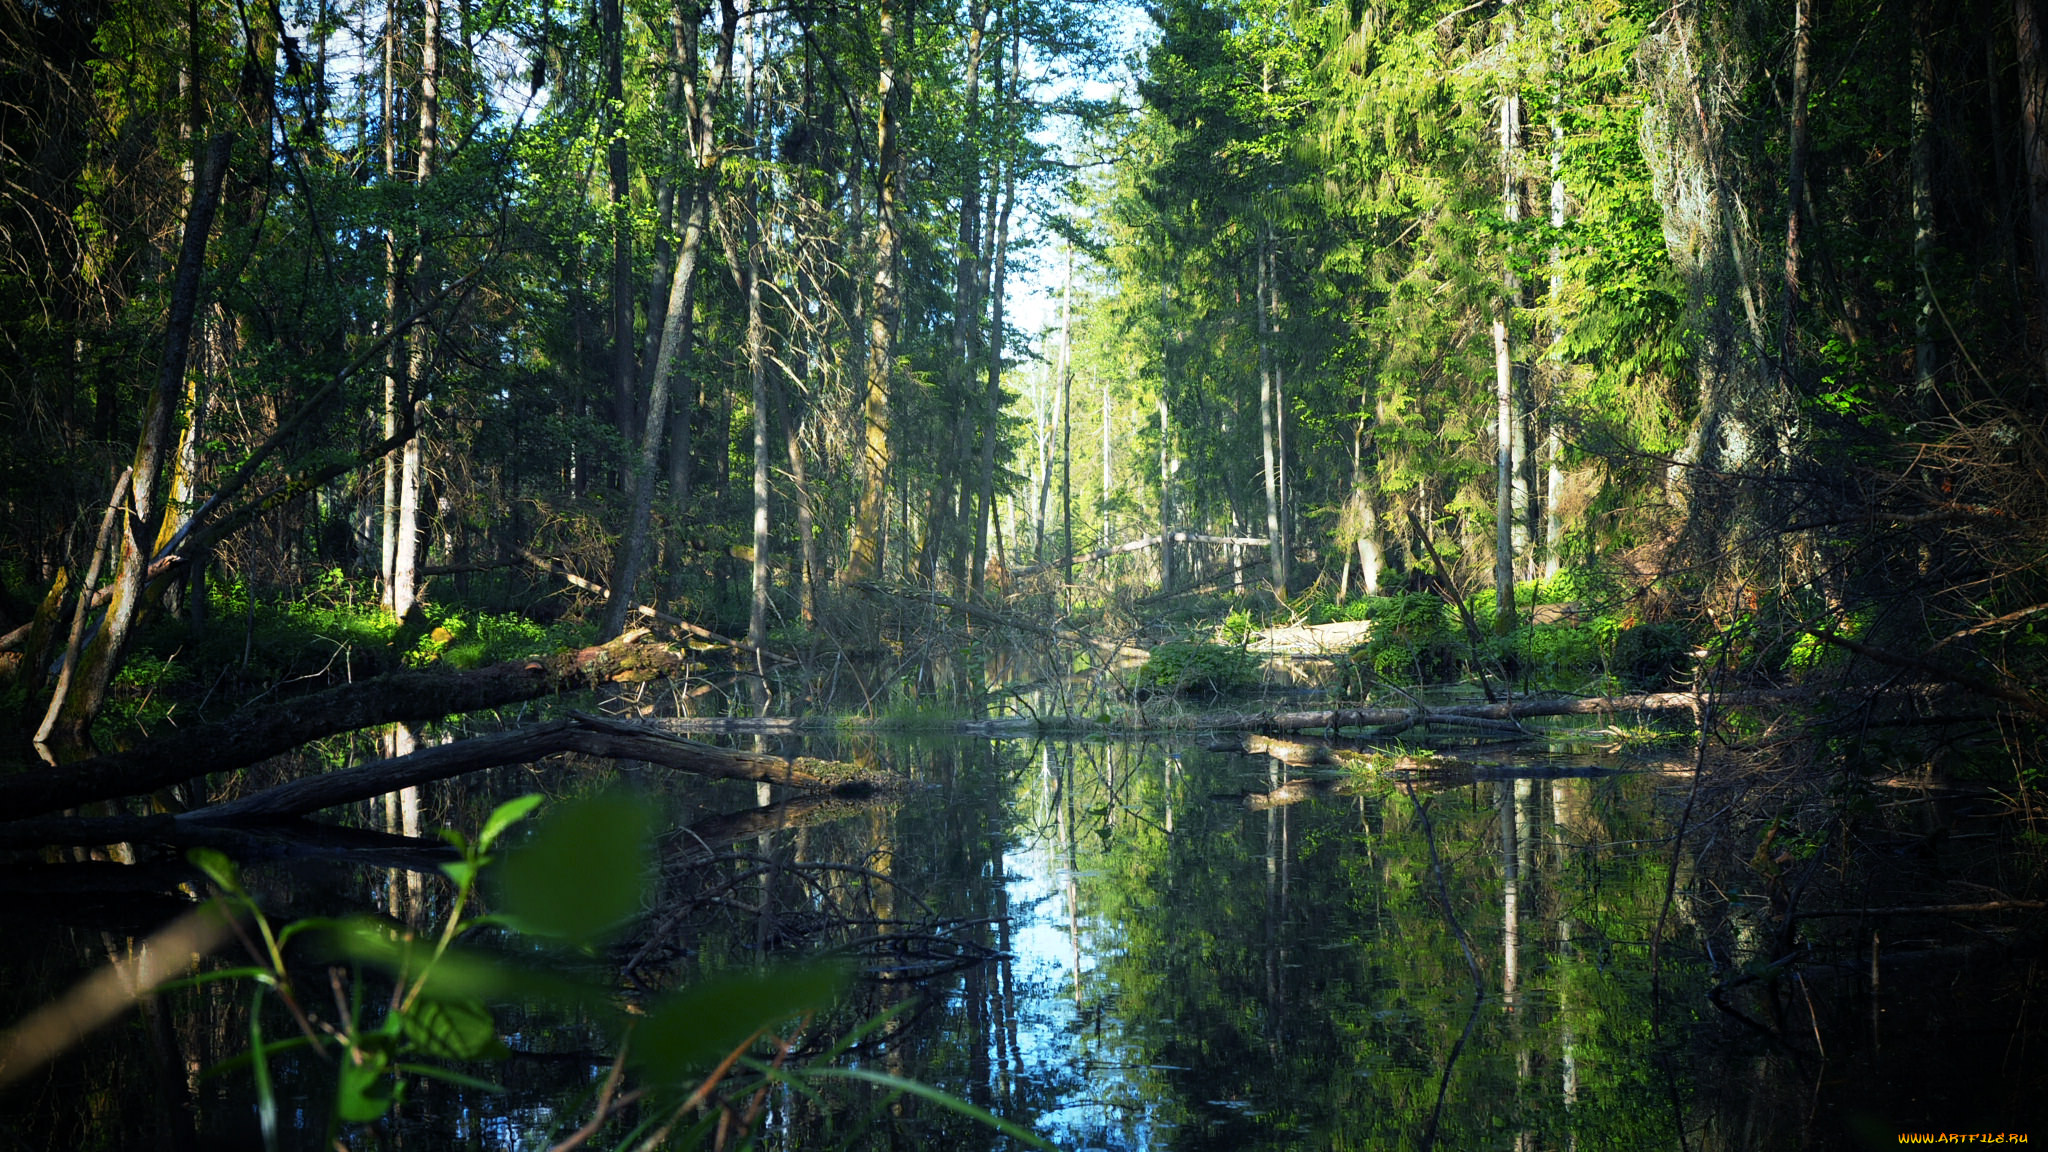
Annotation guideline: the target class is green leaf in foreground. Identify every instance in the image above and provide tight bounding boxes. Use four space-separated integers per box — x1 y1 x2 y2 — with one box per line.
402 996 510 1061
316 916 606 1008
631 962 847 1088
491 790 655 944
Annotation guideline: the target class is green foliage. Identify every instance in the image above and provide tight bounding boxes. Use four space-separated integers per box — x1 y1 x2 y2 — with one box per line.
490 790 656 945
103 650 194 730
1341 593 1462 686
1138 639 1261 696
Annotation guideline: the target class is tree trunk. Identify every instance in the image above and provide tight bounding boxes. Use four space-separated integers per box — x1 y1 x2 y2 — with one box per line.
1099 374 1111 550
49 136 230 742
842 0 906 586
380 0 401 607
606 0 637 444
746 235 770 674
2007 0 2048 362
1780 0 1812 381
1493 8 1521 630
603 1 736 636
971 159 1014 591
391 0 440 620
1546 23 1567 582
1256 237 1287 600
1058 245 1074 593
775 372 818 625
1912 0 1937 391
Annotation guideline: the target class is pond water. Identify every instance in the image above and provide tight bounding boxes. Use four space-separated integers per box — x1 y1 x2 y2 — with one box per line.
4 729 2044 1149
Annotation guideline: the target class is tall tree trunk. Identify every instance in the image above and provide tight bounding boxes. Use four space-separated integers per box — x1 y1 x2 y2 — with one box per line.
1780 0 1813 383
746 238 769 672
1912 0 1937 391
1256 236 1286 600
2007 0 2048 366
931 0 987 591
842 0 906 586
606 0 637 445
774 371 818 625
1058 245 1073 593
380 0 401 608
638 13 688 392
1099 375 1111 550
392 0 440 620
1545 5 1566 582
51 137 230 741
603 0 736 637
1493 10 1521 630
971 147 1015 594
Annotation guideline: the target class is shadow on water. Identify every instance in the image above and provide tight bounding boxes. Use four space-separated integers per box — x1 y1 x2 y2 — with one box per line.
2 728 2044 1149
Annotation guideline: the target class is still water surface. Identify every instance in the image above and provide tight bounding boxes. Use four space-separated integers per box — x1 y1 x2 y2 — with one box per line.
4 731 2042 1149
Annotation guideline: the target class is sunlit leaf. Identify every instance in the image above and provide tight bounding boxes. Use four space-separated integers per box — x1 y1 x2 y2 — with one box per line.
187 847 242 895
631 962 846 1087
491 789 655 944
402 996 509 1061
477 792 544 853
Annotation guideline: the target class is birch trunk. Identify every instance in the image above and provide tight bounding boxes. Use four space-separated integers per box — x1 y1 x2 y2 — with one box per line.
391 0 440 620
1493 12 1521 630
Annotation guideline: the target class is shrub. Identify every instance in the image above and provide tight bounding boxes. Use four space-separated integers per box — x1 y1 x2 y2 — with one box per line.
1342 593 1463 687
1138 640 1260 697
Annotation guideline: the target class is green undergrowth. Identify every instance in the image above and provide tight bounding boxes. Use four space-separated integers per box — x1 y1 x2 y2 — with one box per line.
100 571 593 736
1136 639 1260 697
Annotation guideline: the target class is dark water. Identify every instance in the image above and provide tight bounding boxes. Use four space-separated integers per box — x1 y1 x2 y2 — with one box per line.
3 731 2044 1149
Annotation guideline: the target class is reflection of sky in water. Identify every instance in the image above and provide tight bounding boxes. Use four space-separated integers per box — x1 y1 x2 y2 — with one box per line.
1004 840 1148 1151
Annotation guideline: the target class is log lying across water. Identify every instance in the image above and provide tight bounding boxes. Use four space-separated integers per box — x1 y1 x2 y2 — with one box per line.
0 713 891 851
2 630 721 820
1172 688 1813 734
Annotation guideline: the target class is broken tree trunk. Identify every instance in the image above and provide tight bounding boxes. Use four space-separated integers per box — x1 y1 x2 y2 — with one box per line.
0 630 722 819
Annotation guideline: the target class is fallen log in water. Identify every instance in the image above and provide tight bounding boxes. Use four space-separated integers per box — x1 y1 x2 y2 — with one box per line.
1173 688 1815 734
0 714 889 851
1 630 727 820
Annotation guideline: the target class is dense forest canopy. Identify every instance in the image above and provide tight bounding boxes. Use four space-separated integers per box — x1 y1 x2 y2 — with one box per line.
1 0 2044 745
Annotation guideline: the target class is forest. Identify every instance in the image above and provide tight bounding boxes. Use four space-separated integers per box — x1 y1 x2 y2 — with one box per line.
2 0 2046 1144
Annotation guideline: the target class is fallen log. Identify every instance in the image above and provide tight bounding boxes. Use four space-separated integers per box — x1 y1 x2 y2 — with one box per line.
0 630 721 820
184 713 889 825
0 715 889 850
1173 688 1815 733
1790 901 2045 919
